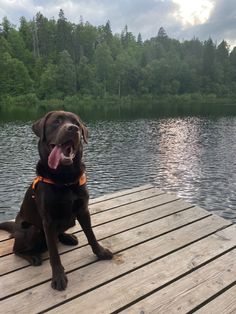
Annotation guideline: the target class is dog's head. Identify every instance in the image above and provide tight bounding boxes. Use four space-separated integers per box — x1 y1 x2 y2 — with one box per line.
32 111 88 170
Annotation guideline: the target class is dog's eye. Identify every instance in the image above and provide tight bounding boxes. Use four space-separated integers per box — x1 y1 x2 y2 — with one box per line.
53 118 61 125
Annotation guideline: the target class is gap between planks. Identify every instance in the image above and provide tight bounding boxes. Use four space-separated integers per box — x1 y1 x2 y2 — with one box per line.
0 195 196 273
0 213 233 313
0 189 178 257
194 283 236 314
46 225 236 314
0 201 203 285
0 184 158 243
0 184 234 314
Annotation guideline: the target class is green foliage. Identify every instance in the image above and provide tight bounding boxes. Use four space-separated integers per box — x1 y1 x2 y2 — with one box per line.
56 50 76 97
0 36 11 54
1 16 13 38
77 56 95 94
4 93 39 107
1 12 236 113
202 38 216 82
0 52 33 97
56 9 72 54
38 63 58 99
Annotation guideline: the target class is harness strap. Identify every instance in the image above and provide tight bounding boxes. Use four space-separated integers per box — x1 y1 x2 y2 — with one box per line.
32 172 87 191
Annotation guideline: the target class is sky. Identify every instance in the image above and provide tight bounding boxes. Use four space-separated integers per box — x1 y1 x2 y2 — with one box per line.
0 0 236 47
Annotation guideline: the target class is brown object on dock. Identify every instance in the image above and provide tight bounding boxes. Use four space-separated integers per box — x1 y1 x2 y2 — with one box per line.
0 184 236 313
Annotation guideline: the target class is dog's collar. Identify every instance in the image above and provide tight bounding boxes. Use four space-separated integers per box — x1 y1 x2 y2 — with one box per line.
32 172 87 191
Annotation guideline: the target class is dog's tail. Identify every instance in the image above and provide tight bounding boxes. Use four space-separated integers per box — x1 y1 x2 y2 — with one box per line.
0 221 15 234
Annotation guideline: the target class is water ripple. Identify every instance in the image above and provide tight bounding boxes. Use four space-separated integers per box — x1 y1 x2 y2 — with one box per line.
0 117 236 222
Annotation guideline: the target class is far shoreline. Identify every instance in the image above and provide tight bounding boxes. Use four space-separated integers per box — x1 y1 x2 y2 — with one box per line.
1 93 236 122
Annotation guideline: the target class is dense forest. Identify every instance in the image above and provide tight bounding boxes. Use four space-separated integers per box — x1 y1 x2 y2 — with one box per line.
1 9 236 112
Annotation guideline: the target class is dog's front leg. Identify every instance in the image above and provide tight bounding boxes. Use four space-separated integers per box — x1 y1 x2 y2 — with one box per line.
42 220 68 290
77 208 113 260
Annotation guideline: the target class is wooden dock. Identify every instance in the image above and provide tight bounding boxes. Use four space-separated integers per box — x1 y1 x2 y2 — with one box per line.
0 184 236 313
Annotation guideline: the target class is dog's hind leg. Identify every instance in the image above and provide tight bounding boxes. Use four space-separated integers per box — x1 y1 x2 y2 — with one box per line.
13 236 43 266
15 250 42 266
0 221 15 234
13 224 46 266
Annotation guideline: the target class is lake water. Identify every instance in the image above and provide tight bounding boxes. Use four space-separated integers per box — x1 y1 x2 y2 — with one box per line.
1 103 236 222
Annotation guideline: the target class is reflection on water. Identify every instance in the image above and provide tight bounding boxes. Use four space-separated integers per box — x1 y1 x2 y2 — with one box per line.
0 115 236 222
151 118 236 221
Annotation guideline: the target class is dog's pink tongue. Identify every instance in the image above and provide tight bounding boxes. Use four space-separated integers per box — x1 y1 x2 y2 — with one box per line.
48 146 62 169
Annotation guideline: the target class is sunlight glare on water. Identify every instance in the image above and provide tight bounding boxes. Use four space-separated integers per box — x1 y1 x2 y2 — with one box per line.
0 116 236 222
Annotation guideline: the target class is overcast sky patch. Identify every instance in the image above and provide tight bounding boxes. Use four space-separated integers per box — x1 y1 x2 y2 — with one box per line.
0 0 236 46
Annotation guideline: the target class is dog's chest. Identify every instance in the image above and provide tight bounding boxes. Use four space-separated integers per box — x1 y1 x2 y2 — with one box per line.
44 189 80 230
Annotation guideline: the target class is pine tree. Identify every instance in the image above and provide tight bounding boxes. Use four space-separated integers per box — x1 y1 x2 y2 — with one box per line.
203 38 216 79
157 27 168 39
56 50 76 97
137 33 143 45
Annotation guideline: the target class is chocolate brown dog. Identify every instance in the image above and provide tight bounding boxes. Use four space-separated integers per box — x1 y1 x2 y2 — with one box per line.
0 111 113 290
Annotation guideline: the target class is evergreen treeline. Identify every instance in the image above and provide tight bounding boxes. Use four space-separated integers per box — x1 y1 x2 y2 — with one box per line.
1 10 236 110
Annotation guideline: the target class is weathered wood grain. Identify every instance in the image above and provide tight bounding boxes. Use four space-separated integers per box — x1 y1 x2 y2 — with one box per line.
0 185 234 314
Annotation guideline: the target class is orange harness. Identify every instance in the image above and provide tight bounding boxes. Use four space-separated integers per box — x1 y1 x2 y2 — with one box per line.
32 172 87 191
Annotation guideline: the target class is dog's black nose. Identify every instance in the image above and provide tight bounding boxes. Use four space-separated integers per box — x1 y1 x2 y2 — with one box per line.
67 125 79 132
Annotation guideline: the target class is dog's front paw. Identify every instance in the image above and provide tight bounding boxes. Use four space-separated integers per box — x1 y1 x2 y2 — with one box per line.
51 271 68 291
94 244 113 260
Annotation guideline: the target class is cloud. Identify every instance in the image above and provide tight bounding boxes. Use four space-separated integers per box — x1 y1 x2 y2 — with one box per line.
205 0 236 44
93 0 180 38
0 0 236 46
0 0 180 38
175 0 236 46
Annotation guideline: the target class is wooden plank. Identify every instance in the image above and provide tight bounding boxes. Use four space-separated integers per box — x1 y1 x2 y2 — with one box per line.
89 186 163 214
0 217 233 313
0 203 209 276
0 185 161 243
67 192 179 233
0 230 11 242
45 225 236 314
0 197 187 258
120 250 236 313
196 285 236 314
89 184 154 204
0 206 209 296
0 238 14 257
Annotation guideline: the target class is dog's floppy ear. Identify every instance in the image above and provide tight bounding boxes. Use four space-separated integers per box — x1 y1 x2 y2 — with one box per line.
75 115 88 144
81 123 88 144
32 111 53 140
